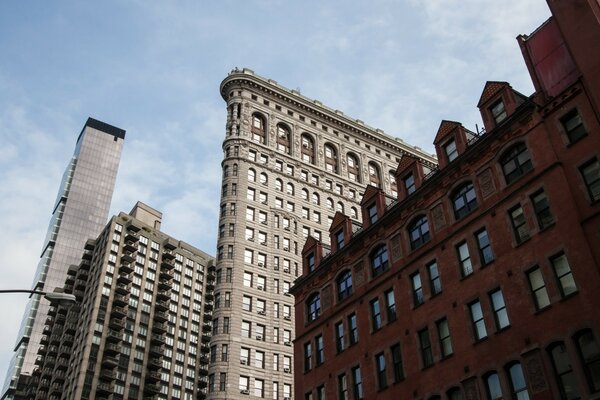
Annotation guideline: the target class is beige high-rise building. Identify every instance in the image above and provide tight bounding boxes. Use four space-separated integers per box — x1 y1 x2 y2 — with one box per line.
27 202 215 400
209 69 436 399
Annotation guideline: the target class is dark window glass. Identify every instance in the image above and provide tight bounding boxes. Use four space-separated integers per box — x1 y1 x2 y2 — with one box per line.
469 300 487 340
500 143 532 184
419 328 434 368
445 140 458 162
315 335 324 366
385 289 396 322
391 343 404 382
371 245 389 278
337 373 348 400
561 109 586 143
452 183 478 219
306 293 321 322
368 203 378 224
490 289 510 330
348 313 358 345
437 318 453 358
490 100 507 124
506 363 530 400
408 215 430 250
371 299 382 330
337 270 353 301
304 342 312 372
575 330 600 392
484 372 504 400
335 322 345 353
351 366 363 400
375 352 387 389
404 174 416 195
531 190 554 229
411 272 424 306
476 229 494 265
428 261 442 295
580 159 600 202
457 241 473 277
549 342 580 399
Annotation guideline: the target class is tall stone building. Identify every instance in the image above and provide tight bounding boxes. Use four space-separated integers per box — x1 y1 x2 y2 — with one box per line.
3 118 125 399
209 70 436 399
27 202 215 400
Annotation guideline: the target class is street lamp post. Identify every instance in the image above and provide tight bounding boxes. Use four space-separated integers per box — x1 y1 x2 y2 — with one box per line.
0 289 77 306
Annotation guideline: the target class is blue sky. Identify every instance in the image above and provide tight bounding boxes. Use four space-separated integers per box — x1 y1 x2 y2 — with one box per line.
0 0 550 377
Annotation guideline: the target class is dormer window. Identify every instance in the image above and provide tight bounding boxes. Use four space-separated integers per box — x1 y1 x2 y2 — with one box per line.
404 174 416 195
335 229 345 250
444 140 458 162
490 100 507 125
367 203 378 224
306 253 315 273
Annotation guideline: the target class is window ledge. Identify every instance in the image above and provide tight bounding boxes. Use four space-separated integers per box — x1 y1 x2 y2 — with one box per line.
566 133 587 148
538 221 556 233
559 291 579 302
495 325 512 335
533 305 552 316
514 236 532 248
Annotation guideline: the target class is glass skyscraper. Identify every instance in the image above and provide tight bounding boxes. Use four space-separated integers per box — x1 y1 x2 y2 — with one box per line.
2 118 125 399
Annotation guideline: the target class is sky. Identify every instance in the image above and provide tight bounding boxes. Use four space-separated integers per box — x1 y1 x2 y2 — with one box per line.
0 0 551 379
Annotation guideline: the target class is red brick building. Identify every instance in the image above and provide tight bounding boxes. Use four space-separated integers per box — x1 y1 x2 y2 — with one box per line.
290 2 600 399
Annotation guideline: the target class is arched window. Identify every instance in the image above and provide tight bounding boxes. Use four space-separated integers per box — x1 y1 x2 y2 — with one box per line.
350 207 358 219
506 362 530 399
484 372 503 400
368 162 381 188
251 113 266 144
500 143 532 184
275 179 283 192
223 165 229 177
276 123 291 154
446 387 463 400
301 188 309 201
324 144 338 173
408 215 430 250
336 202 344 214
371 245 389 278
347 153 360 182
232 164 238 176
286 183 294 195
327 198 334 210
574 330 600 392
452 182 478 219
312 192 320 205
248 169 256 182
301 134 315 164
260 172 268 185
306 293 321 322
337 270 353 301
548 342 580 399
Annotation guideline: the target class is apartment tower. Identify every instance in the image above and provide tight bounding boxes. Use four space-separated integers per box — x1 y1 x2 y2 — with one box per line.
209 69 436 399
3 118 125 399
27 202 215 400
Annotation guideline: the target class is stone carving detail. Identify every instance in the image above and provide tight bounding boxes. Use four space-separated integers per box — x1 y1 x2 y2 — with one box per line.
478 168 496 199
431 204 446 231
321 285 332 310
462 377 480 400
353 261 365 287
524 350 548 393
390 234 402 261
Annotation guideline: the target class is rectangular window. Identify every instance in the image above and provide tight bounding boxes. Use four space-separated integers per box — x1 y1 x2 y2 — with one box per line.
337 373 348 400
437 318 453 358
348 313 358 345
444 140 458 162
527 267 550 310
315 335 324 365
457 241 473 277
427 261 442 295
490 289 510 330
475 229 494 266
560 109 586 143
531 190 554 229
551 253 577 297
335 321 345 353
351 366 363 400
370 299 382 330
368 203 378 224
469 300 487 340
375 352 387 389
580 159 600 202
411 272 424 306
510 205 529 243
490 99 507 124
419 328 434 368
404 174 416 195
304 342 312 372
385 289 396 322
391 343 404 382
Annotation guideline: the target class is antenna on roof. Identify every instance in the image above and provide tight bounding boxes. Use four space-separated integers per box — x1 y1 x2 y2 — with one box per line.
475 123 486 136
